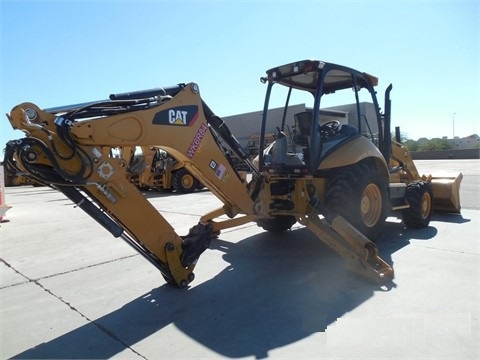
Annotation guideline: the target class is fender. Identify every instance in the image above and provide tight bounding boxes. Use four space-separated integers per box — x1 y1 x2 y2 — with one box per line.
319 136 389 177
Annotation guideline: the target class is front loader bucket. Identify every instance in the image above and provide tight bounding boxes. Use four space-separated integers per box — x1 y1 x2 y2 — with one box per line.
430 172 463 213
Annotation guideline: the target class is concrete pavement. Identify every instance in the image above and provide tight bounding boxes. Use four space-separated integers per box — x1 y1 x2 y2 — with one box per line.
1 160 479 359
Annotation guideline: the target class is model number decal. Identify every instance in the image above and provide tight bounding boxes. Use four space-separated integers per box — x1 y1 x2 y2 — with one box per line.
186 123 208 158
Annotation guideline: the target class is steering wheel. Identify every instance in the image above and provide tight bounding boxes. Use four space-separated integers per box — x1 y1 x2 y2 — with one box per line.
320 120 341 138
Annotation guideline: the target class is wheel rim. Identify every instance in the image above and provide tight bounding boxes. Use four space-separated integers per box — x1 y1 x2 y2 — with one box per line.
420 191 432 219
360 183 382 227
182 174 194 189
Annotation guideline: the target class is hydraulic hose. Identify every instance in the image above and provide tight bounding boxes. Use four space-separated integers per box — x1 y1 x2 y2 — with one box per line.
56 185 124 238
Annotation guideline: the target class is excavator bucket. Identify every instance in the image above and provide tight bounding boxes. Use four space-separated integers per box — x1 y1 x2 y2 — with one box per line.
430 172 463 213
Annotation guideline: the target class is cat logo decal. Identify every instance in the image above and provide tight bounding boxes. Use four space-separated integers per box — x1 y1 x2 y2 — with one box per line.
153 105 198 126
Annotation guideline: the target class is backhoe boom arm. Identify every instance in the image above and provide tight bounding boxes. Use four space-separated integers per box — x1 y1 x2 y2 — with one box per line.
5 83 255 287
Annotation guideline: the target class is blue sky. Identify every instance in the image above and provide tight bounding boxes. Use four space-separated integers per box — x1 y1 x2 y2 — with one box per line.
1 0 479 160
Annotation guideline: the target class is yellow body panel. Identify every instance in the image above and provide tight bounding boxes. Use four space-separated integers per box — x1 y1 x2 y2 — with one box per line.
319 136 388 172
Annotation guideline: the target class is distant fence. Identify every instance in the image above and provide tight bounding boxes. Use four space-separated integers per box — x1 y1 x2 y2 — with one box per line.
411 149 480 160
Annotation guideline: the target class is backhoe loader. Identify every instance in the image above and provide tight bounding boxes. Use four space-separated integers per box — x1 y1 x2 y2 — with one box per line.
4 60 462 288
120 146 201 193
3 165 38 187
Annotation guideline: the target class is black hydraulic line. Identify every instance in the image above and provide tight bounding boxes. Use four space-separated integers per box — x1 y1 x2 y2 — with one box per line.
3 140 23 174
62 100 152 121
21 137 91 184
119 232 174 283
202 101 260 176
109 84 186 100
207 115 249 159
57 184 175 282
56 185 124 238
45 97 162 116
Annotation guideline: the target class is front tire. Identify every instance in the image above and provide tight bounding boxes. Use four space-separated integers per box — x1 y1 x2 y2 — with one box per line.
325 161 389 240
402 181 433 229
173 168 199 193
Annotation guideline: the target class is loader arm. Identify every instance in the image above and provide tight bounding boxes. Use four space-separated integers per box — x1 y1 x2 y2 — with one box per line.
390 140 462 213
390 140 424 181
5 83 256 287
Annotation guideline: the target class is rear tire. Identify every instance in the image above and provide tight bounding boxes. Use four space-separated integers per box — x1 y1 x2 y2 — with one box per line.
325 161 389 240
402 181 433 229
173 168 199 193
256 216 297 232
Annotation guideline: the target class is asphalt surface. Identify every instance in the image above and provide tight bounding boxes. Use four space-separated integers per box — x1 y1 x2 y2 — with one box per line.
1 160 479 359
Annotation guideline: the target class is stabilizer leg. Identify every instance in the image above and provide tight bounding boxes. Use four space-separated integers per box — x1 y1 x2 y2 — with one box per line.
298 214 394 284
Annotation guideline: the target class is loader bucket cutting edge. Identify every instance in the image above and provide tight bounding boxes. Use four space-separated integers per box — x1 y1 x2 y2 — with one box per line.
430 172 463 213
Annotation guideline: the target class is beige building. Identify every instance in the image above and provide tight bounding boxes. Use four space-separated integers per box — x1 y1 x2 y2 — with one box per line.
449 134 480 149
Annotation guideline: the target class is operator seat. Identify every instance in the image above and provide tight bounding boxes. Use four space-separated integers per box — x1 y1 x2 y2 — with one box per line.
293 111 312 146
293 111 314 166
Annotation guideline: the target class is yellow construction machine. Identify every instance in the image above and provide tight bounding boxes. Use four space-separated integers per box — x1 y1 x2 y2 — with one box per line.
3 168 35 187
119 146 201 193
4 60 462 288
2 159 42 187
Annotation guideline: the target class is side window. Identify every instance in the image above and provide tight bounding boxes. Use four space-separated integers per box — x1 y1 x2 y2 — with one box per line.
266 84 314 151
355 77 378 142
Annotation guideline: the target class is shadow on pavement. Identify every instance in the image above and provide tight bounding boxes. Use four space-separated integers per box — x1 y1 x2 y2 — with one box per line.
14 221 431 359
141 188 210 199
431 212 471 224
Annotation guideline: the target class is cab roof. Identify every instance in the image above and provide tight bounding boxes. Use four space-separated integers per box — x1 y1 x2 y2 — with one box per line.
265 60 378 94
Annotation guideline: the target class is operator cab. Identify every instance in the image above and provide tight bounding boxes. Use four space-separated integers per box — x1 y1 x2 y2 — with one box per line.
258 60 384 175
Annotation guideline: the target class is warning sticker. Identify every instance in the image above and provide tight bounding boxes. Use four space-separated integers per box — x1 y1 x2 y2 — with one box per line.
215 164 230 183
215 164 226 179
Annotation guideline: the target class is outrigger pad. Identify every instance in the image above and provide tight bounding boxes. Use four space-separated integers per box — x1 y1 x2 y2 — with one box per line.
180 223 213 267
